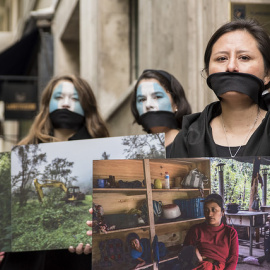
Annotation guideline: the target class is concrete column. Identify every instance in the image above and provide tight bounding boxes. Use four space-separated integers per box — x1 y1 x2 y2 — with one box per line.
11 0 19 32
53 0 79 76
138 0 153 72
80 0 99 96
187 0 230 113
187 0 203 113
80 0 130 117
38 29 54 102
3 121 19 151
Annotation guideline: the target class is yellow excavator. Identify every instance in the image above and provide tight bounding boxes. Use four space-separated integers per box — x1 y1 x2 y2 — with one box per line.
34 178 85 203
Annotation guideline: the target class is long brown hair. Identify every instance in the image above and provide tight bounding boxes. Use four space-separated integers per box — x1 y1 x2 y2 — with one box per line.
18 74 109 145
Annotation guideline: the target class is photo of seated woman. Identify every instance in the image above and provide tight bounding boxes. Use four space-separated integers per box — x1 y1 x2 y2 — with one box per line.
180 194 238 270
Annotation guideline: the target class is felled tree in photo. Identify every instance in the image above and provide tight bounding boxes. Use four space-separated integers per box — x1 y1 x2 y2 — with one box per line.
12 144 47 207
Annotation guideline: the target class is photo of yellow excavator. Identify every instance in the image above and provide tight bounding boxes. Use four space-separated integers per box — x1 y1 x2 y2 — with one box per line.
33 178 85 204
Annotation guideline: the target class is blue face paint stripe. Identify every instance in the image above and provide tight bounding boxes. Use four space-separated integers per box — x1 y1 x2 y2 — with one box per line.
49 84 63 113
136 85 144 115
49 83 85 116
136 82 173 116
153 83 173 112
73 87 84 116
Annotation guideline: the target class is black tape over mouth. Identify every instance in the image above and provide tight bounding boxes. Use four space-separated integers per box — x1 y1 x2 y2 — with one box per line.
139 111 179 133
207 72 264 105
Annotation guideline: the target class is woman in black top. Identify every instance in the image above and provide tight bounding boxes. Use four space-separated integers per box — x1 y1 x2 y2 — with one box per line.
170 19 270 158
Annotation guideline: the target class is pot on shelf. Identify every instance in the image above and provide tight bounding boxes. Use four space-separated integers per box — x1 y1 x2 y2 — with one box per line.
162 204 181 219
226 203 239 213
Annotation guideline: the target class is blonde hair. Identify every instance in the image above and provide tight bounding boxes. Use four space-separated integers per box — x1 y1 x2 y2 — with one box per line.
18 74 109 145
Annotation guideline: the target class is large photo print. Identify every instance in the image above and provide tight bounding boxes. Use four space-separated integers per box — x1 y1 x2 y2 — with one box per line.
92 157 270 269
8 133 165 252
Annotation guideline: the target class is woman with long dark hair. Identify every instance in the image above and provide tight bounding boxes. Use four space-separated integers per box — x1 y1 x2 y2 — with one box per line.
131 69 191 156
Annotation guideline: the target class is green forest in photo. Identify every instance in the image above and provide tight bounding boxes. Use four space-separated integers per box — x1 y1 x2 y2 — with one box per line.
1 134 165 252
10 144 92 252
11 194 92 251
211 158 270 209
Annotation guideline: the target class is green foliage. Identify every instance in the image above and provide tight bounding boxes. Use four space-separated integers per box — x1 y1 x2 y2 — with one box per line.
12 145 47 207
211 158 257 209
11 195 92 251
42 158 78 186
10 144 91 251
0 152 11 251
122 134 165 159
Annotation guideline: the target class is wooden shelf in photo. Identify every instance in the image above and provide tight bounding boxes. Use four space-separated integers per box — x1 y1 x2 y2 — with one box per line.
157 245 181 265
155 217 205 228
152 188 211 192
94 224 150 235
93 187 210 193
93 188 147 195
92 158 211 269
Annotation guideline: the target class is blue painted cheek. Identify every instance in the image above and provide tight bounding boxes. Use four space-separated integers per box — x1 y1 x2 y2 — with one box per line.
74 101 84 116
157 98 173 112
49 86 62 113
153 84 173 112
73 88 84 116
136 86 144 115
49 99 59 113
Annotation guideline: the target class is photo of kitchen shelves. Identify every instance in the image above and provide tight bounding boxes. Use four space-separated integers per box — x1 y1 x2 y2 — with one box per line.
92 158 211 270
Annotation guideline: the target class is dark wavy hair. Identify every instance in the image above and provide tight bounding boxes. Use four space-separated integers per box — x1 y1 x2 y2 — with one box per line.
204 18 270 89
131 69 191 129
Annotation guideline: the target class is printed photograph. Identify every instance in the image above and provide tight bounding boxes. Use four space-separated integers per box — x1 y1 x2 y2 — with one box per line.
92 157 270 269
9 133 165 252
92 158 210 269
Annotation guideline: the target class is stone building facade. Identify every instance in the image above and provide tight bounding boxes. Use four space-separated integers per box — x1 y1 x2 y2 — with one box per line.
0 0 269 150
